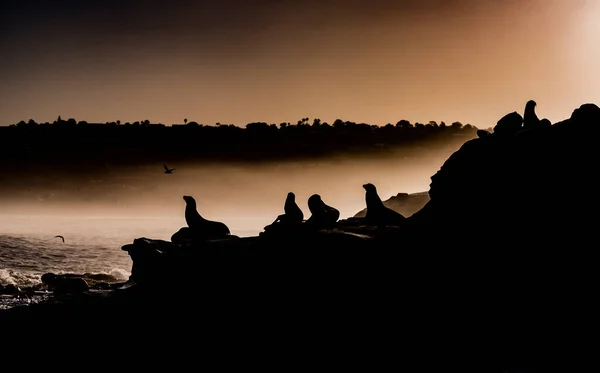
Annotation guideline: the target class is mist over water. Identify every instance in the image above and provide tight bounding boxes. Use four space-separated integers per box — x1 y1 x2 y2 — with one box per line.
0 142 467 294
0 145 459 239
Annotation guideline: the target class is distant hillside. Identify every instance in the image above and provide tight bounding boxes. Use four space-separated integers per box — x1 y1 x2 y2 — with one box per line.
353 191 430 218
0 118 479 167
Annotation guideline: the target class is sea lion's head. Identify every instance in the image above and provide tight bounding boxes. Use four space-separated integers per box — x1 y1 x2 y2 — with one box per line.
307 194 325 214
308 194 321 203
286 192 296 202
526 100 537 109
183 195 196 206
363 183 384 207
362 183 376 193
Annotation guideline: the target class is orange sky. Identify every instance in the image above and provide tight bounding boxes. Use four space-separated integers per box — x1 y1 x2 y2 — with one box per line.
1 0 599 128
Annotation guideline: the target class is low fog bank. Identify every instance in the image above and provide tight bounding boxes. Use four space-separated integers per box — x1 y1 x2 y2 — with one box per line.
0 145 462 236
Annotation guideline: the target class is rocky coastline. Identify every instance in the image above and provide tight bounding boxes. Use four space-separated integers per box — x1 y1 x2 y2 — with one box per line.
1 101 598 370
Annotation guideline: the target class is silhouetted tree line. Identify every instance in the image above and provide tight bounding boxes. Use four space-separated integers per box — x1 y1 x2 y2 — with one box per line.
0 116 480 167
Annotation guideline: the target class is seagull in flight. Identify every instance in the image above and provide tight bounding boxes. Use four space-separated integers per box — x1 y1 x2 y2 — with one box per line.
54 235 65 243
164 164 175 174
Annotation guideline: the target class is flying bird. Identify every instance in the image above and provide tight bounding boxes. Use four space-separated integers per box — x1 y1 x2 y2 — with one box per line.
54 235 65 243
164 164 175 174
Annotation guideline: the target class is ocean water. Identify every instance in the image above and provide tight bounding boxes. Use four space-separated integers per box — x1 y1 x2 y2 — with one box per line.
0 215 261 285
0 215 260 309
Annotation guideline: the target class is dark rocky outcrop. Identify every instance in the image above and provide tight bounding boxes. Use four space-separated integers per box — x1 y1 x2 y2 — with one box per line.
408 102 599 250
1 284 21 295
0 272 128 311
41 273 90 294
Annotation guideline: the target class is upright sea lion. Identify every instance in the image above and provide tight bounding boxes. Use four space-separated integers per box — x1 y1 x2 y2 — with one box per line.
272 192 304 226
362 183 406 227
305 194 340 230
182 195 230 240
523 100 540 130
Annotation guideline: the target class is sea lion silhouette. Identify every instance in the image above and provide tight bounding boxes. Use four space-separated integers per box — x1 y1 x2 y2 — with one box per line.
305 194 340 230
273 192 304 225
493 111 523 137
183 195 230 239
362 183 406 227
523 100 540 130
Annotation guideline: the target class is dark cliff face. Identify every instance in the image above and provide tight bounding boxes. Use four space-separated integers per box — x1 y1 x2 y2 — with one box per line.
408 103 600 246
351 104 600 236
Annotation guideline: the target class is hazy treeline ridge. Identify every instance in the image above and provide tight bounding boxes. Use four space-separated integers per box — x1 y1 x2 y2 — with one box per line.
0 116 481 166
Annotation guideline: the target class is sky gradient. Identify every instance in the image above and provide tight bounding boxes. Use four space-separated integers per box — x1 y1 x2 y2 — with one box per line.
1 0 599 128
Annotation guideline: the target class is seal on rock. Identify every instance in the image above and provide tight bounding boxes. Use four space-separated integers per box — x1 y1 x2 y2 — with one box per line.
182 195 230 239
523 100 540 130
261 192 305 236
493 111 523 137
272 192 304 226
362 183 406 227
305 194 340 230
